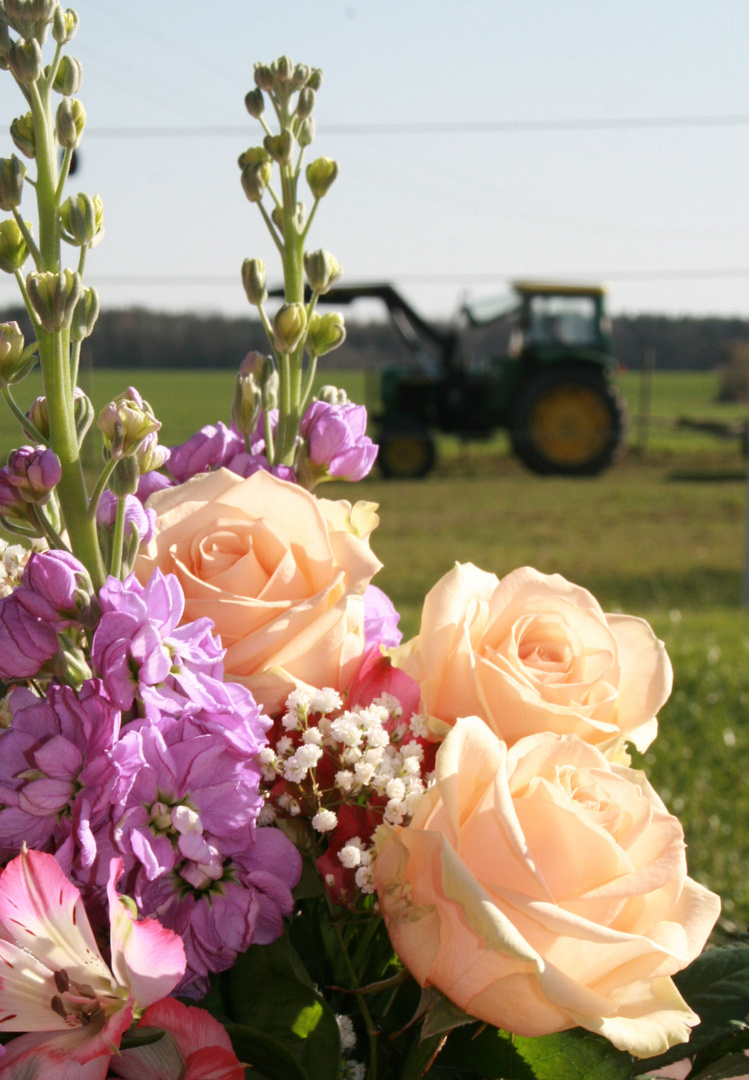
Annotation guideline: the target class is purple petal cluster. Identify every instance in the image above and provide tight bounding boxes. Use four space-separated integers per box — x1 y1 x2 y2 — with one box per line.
109 683 299 994
0 681 120 869
92 569 225 717
0 594 60 679
165 412 290 486
363 584 403 651
300 400 378 481
14 549 94 629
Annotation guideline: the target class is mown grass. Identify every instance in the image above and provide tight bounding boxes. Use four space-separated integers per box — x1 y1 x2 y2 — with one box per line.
2 366 749 928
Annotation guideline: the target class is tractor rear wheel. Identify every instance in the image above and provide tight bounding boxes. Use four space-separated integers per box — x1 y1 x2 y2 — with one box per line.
510 366 626 476
377 424 436 479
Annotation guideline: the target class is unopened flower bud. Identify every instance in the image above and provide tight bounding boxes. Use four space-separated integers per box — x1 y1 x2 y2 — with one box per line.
55 96 85 149
70 285 99 341
5 0 56 39
73 387 93 444
244 87 264 118
306 68 324 91
306 157 338 199
10 113 35 158
26 268 82 331
241 159 272 203
97 387 161 460
8 37 42 84
316 385 349 406
306 311 346 357
0 24 11 67
232 352 264 437
296 86 315 120
263 130 295 165
271 205 282 231
27 395 49 439
298 117 315 148
241 257 267 306
254 63 274 91
0 321 28 386
274 55 293 83
52 6 79 44
136 431 169 474
52 54 82 95
0 155 26 211
291 63 310 90
108 454 140 497
60 191 103 247
6 444 61 504
273 302 307 353
304 249 343 295
237 145 269 169
0 219 30 274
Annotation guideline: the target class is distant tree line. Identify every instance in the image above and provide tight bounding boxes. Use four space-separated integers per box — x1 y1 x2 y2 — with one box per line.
2 304 748 373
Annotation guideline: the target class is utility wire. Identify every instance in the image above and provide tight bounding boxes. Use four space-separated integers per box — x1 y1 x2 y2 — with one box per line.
82 114 749 138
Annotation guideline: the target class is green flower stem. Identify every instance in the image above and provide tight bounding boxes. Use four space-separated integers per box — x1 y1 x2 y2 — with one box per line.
77 242 88 277
1 386 46 444
327 902 380 1079
55 146 74 204
31 503 70 552
71 337 82 388
11 209 41 266
24 69 106 589
257 200 283 256
0 514 39 539
13 268 41 331
299 352 317 413
109 495 126 579
300 197 320 245
86 456 118 523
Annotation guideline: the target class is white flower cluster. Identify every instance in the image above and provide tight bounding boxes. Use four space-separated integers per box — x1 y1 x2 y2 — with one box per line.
0 539 32 598
260 687 432 896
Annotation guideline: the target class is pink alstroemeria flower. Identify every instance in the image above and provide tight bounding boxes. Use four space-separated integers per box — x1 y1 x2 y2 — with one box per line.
0 849 186 1079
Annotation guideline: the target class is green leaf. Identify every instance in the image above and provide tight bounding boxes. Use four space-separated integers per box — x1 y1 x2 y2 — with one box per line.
420 989 478 1040
225 1022 308 1080
438 1025 633 1080
226 931 341 1080
642 945 749 1073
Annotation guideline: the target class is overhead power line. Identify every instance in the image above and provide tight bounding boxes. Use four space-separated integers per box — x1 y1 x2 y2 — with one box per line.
0 268 746 288
83 114 749 138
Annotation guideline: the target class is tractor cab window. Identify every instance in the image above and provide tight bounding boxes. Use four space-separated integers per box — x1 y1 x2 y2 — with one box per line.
527 295 598 347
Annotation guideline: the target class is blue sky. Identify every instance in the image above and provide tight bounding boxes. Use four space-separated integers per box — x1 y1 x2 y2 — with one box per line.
1 0 749 322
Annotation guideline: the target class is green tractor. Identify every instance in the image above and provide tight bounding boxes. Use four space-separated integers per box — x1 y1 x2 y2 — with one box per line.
323 280 627 478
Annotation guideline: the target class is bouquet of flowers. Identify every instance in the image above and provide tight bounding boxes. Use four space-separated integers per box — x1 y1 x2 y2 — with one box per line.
0 6 745 1078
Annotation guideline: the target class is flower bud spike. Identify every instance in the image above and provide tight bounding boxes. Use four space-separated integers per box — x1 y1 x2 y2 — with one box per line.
0 218 31 274
274 55 293 84
0 155 27 212
306 311 346 357
306 68 324 91
245 88 264 118
296 87 315 120
8 37 43 84
55 96 85 149
241 159 272 203
70 285 99 341
263 130 295 166
304 249 343 295
273 303 307 354
10 113 36 158
52 54 82 96
60 192 103 247
52 6 79 44
241 257 267 306
254 63 274 91
306 157 338 199
298 117 315 148
26 269 83 331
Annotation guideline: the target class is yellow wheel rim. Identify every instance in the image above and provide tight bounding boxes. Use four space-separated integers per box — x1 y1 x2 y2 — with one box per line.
529 385 611 466
382 434 431 476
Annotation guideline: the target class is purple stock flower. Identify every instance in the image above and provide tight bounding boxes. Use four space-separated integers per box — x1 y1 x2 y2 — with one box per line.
0 593 59 680
363 584 403 651
137 469 173 503
91 568 226 718
224 450 297 484
0 681 121 873
168 422 245 483
5 444 61 503
108 689 300 994
300 400 378 481
97 490 156 545
14 549 92 629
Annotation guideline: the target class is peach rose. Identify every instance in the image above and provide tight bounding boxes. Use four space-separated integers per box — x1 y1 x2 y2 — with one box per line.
373 716 720 1058
134 468 382 713
391 563 672 752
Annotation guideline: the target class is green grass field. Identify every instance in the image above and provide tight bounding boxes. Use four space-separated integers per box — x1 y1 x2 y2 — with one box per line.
2 366 749 931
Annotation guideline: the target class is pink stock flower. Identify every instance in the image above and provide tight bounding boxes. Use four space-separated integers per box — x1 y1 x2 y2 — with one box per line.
0 849 185 1079
110 998 244 1079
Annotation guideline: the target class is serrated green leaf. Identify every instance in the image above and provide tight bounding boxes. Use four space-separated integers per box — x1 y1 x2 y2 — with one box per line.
688 1051 749 1080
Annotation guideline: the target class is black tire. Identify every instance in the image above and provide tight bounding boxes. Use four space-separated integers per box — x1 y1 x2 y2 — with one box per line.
510 366 627 476
377 425 436 479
